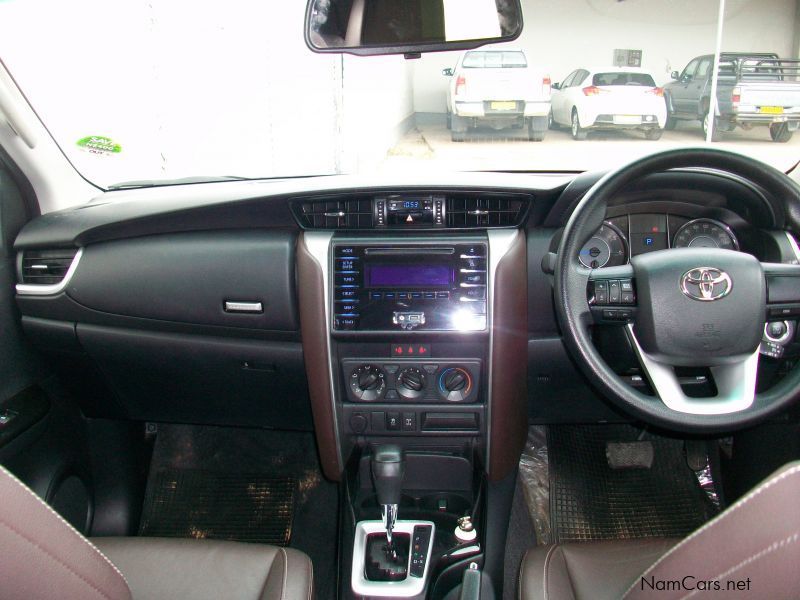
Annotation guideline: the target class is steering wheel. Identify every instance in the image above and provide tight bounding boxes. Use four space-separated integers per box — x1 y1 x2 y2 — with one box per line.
554 148 800 432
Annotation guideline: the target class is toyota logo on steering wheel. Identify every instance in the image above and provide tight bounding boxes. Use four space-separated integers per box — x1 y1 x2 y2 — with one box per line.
680 267 733 301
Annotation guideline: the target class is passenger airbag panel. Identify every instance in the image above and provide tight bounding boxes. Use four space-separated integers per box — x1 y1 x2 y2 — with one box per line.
66 230 298 331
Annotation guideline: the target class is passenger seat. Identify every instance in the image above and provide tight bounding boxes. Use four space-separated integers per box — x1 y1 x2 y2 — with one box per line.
0 465 313 600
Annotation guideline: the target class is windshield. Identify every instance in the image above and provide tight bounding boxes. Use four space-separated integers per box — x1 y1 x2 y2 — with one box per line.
1 0 798 189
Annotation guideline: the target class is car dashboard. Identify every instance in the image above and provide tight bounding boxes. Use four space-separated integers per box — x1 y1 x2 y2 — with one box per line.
11 168 800 483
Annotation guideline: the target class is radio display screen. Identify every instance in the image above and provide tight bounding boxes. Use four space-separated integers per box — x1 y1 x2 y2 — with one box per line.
365 264 453 288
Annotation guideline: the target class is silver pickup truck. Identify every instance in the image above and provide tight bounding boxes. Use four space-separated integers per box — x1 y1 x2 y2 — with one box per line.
664 53 800 142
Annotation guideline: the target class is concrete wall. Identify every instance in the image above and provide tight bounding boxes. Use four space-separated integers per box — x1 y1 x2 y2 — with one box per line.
340 55 415 174
412 0 797 113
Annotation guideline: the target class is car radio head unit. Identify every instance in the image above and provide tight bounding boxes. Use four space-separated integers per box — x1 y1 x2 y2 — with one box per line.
332 242 487 332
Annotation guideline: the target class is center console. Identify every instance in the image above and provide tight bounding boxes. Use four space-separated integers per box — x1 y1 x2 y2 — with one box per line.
297 226 528 600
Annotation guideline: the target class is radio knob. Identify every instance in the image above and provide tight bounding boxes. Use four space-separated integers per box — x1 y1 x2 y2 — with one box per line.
396 368 426 400
350 365 386 401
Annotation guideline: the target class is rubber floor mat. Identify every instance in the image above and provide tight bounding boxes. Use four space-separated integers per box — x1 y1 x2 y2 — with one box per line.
139 469 296 545
548 425 717 543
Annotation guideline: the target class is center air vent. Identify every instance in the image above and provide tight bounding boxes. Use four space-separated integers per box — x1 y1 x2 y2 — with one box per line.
20 248 78 285
296 199 373 229
446 195 527 228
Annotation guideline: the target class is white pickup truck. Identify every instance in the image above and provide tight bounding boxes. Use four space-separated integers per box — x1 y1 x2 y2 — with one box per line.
443 49 551 142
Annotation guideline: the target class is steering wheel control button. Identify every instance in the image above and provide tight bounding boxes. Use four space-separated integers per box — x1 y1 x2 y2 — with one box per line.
608 280 621 303
594 280 609 304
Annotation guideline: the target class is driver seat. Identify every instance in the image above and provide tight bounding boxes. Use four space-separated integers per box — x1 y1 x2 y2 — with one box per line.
519 461 800 599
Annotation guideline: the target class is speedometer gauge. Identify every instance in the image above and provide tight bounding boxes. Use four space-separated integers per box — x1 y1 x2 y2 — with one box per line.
578 222 628 269
672 218 739 251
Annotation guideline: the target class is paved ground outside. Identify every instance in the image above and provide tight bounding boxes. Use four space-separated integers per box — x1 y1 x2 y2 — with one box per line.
380 114 800 174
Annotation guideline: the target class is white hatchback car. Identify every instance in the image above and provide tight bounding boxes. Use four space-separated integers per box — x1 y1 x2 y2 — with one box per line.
550 67 667 140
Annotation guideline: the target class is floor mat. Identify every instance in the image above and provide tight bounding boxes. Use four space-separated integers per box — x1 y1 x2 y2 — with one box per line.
140 469 296 545
547 425 717 544
139 424 338 599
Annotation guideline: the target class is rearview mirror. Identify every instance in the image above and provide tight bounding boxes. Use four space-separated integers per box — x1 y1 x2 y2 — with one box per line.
442 68 454 76
305 0 523 56
551 82 561 90
670 70 680 80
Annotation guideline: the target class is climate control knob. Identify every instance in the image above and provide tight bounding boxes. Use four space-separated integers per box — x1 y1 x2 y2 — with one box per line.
350 365 387 401
438 367 473 402
396 367 426 400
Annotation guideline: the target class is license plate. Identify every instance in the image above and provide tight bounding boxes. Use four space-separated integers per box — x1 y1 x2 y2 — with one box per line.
613 115 641 125
760 106 784 114
490 101 516 111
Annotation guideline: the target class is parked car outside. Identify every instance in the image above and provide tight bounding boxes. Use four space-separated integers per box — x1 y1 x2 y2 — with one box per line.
550 67 667 140
443 48 551 142
664 52 800 142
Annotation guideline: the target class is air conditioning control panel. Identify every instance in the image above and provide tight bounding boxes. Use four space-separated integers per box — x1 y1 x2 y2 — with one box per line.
342 358 481 404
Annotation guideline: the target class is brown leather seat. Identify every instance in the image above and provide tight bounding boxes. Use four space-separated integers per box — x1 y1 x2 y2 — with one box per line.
519 461 800 600
0 465 313 600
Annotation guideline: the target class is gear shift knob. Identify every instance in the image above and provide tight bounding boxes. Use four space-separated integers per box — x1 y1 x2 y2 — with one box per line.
371 445 405 545
371 445 405 505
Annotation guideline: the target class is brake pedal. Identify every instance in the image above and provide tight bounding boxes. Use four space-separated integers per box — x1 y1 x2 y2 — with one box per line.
605 441 654 469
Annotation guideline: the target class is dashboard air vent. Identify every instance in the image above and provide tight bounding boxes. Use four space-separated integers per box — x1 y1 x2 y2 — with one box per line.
446 196 526 228
20 249 78 285
297 199 373 229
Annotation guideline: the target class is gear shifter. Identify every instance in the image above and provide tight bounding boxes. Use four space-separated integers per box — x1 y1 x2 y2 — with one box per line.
371 444 405 548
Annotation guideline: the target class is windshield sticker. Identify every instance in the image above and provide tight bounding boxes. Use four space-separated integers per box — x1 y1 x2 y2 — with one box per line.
76 136 122 156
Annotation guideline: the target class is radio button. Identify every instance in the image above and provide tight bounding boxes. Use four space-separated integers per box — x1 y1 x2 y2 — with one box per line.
462 257 486 270
460 286 486 300
460 273 486 285
411 292 423 299
334 316 359 330
335 258 358 271
459 245 486 257
436 292 450 299
424 292 436 299
370 292 383 300
384 292 396 300
336 247 356 256
336 288 358 300
337 302 359 313
335 273 359 285
397 292 410 300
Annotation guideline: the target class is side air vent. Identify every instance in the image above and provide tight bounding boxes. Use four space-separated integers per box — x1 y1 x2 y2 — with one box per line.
20 248 79 285
296 199 374 229
446 195 528 228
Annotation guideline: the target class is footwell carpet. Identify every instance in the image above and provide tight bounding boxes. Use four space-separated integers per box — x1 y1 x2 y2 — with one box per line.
140 469 296 545
548 425 717 543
